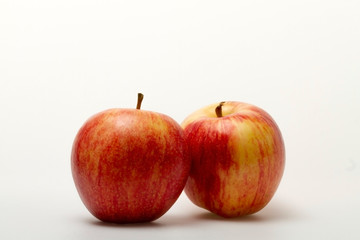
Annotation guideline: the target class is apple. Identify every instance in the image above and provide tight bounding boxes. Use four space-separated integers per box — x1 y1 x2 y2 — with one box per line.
71 93 190 223
182 101 285 217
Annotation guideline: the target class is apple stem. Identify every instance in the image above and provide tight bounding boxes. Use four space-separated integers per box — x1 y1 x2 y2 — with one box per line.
215 101 225 118
136 93 144 110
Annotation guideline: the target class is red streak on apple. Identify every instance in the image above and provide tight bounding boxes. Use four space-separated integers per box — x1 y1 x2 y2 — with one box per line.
71 108 190 223
182 102 285 217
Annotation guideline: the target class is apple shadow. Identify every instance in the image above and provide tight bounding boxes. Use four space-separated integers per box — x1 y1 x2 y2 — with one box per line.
86 212 204 228
84 200 300 228
194 211 263 222
87 218 164 228
258 200 302 221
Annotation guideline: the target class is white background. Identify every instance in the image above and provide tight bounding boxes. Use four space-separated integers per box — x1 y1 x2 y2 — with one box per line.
1 1 360 239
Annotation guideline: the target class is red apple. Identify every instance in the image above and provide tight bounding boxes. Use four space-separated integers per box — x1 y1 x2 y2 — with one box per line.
71 94 190 223
182 101 285 217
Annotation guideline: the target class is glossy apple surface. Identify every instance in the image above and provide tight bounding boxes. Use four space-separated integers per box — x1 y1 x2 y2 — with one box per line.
71 95 190 223
182 101 285 217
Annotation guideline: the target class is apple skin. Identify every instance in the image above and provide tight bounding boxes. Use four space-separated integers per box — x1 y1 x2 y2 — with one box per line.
182 102 285 217
71 108 190 223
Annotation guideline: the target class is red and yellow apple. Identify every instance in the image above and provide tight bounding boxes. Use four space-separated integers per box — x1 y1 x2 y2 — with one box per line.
182 101 285 217
71 94 190 223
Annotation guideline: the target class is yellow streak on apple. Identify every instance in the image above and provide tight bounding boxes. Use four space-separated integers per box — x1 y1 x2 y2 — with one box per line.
217 118 276 215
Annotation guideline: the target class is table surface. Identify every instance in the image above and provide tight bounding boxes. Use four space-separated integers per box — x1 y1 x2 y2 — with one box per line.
2 181 359 240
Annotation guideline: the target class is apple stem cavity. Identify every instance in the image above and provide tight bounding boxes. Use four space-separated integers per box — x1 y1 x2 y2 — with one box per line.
136 93 144 110
215 102 225 118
